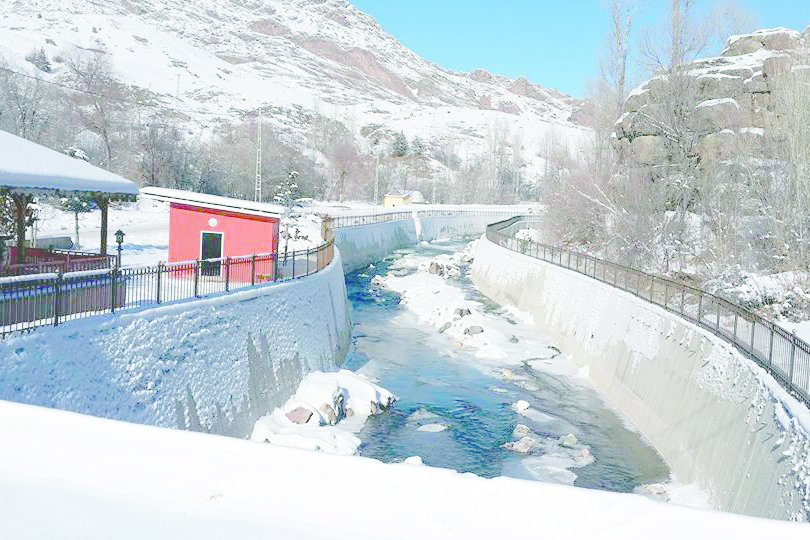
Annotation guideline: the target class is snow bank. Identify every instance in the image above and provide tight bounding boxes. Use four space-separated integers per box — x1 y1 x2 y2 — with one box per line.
0 252 351 435
1 398 808 539
251 370 396 455
471 236 810 521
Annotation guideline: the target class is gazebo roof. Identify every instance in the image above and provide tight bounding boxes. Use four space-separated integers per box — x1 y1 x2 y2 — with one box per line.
0 130 138 196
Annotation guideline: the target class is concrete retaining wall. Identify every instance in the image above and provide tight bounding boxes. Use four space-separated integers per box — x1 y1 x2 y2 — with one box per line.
335 213 504 273
0 253 351 437
471 237 810 521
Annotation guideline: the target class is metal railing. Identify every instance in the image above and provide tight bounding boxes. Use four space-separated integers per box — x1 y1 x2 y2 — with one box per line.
2 248 116 276
0 208 521 337
0 238 335 337
486 216 810 407
328 208 521 229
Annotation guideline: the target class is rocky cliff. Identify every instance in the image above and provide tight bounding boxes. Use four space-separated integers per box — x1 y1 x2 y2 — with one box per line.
614 27 810 168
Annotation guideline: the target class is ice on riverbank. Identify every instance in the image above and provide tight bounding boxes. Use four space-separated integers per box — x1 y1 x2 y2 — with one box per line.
251 370 396 455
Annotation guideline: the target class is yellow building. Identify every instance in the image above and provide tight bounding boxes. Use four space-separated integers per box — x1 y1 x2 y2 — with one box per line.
383 190 424 208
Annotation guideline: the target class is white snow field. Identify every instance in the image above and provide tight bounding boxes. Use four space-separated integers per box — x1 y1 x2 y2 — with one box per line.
2 398 809 539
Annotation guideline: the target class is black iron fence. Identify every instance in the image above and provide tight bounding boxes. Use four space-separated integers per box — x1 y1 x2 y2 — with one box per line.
0 239 334 337
486 216 810 407
0 208 521 337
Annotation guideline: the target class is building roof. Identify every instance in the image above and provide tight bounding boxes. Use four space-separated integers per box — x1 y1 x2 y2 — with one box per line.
0 130 139 196
384 190 424 202
140 186 285 218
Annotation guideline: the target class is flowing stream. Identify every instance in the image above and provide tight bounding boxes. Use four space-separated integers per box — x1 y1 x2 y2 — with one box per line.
343 239 671 493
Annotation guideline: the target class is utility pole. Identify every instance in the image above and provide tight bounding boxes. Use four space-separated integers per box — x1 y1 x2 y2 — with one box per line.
254 108 262 202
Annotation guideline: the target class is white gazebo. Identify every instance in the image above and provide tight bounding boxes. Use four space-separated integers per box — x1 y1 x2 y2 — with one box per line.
0 130 139 268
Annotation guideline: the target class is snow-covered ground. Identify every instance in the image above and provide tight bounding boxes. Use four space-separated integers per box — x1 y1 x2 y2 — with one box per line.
2 395 808 538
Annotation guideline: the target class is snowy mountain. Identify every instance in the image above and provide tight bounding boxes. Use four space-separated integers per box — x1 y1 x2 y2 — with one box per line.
0 0 590 196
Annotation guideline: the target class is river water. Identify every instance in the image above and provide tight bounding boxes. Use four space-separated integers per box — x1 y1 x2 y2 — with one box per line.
343 238 670 493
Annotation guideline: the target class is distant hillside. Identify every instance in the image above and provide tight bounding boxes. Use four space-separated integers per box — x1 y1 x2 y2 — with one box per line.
0 0 590 203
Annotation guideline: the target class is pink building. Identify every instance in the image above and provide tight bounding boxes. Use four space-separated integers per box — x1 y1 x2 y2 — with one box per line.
140 187 284 274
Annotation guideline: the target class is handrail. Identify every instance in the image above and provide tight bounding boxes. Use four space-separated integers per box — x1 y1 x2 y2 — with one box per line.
485 216 810 407
0 208 521 337
0 237 336 337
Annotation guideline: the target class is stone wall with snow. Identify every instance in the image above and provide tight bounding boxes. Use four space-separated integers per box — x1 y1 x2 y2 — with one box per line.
0 253 351 436
471 237 810 521
614 27 810 168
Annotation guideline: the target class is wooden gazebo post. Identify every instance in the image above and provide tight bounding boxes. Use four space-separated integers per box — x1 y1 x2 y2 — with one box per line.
93 194 110 256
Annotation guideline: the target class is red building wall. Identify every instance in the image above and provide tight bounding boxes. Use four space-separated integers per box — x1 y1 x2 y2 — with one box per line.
168 203 279 262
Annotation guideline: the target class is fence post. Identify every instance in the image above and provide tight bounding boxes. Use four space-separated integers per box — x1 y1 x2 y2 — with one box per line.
156 263 163 304
650 276 655 303
292 251 296 278
251 254 256 286
111 268 117 313
224 257 231 292
789 330 797 384
697 290 702 324
768 326 774 368
680 289 685 315
194 260 200 298
747 317 755 353
733 310 739 342
53 272 62 327
664 282 669 309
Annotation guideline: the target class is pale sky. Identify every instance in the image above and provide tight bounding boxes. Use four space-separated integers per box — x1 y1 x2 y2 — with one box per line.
350 1 810 98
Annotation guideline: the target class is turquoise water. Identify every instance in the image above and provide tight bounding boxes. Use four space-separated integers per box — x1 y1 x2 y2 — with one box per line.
344 240 670 492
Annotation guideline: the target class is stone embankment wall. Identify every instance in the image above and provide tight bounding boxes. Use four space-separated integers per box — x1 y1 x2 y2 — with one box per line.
0 253 351 436
471 237 810 521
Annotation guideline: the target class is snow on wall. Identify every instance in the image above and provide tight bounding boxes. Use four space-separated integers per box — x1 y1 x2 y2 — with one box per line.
0 252 351 435
334 220 418 273
335 213 506 273
471 237 810 522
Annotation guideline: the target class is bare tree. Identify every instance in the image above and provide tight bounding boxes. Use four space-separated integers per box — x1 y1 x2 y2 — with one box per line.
64 52 123 171
0 59 52 143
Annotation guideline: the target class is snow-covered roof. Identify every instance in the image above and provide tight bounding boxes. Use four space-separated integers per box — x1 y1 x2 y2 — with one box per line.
0 130 138 196
140 186 285 218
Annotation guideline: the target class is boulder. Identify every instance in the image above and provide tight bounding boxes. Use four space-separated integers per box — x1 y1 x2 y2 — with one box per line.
738 128 766 156
696 130 737 162
503 436 534 454
438 322 452 334
743 72 768 93
757 28 801 51
629 135 666 165
319 403 338 425
513 424 532 437
763 55 793 81
617 106 664 139
723 36 764 56
693 98 740 133
696 73 743 100
463 325 484 335
454 307 471 318
498 101 521 115
560 433 578 448
286 406 313 425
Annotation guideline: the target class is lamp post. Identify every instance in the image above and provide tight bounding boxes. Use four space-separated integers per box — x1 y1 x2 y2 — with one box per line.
114 229 124 268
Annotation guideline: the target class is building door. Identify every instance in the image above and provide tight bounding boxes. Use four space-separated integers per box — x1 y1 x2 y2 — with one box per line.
201 232 223 276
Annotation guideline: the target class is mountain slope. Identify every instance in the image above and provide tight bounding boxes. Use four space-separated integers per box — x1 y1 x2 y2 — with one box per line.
0 0 590 198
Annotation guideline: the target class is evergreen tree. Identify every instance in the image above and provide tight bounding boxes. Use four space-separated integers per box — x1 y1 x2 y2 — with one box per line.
391 131 408 157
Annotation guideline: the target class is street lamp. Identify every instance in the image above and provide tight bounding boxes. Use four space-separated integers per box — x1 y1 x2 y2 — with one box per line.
114 229 124 267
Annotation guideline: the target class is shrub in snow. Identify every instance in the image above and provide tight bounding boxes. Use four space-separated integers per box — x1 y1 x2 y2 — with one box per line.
25 48 51 73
